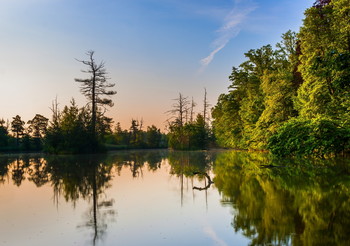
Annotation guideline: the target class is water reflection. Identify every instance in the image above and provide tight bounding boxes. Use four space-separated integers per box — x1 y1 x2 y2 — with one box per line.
1 150 350 245
167 151 215 207
47 155 115 245
214 151 350 246
0 154 116 245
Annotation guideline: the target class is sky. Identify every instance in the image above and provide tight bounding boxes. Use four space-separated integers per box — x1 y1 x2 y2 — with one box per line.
0 0 313 130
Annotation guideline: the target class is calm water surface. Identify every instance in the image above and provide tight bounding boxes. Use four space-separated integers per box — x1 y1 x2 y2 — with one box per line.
0 150 350 246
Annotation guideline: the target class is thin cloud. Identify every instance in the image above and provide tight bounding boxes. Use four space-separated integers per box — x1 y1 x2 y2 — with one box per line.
200 43 227 67
203 226 228 246
200 1 257 70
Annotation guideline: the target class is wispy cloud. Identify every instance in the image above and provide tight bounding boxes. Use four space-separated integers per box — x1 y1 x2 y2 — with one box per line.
200 1 257 71
203 226 228 246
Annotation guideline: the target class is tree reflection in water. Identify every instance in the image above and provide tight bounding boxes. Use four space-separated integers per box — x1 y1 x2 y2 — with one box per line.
213 151 350 246
167 151 216 207
0 150 168 246
47 155 115 246
3 150 349 245
0 154 116 246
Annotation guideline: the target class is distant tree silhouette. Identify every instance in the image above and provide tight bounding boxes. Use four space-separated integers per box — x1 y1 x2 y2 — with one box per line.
75 50 117 147
11 115 25 147
27 114 49 150
0 119 9 147
27 114 49 139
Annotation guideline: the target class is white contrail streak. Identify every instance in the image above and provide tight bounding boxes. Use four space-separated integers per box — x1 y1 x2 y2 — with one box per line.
200 1 257 71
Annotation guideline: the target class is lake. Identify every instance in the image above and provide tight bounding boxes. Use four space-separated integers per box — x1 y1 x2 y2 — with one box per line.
0 150 350 246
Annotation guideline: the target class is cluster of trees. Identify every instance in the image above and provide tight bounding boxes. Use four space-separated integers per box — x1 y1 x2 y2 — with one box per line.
0 114 49 151
212 0 350 156
0 107 167 154
105 120 167 149
166 90 213 150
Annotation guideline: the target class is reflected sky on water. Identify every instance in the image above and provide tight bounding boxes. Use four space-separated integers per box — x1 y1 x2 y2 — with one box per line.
1 150 350 246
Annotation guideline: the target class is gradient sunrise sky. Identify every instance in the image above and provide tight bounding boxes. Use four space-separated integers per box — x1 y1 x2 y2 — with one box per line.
0 0 312 130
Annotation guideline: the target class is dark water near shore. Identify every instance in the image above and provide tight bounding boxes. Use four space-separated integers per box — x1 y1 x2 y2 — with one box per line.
1 150 350 246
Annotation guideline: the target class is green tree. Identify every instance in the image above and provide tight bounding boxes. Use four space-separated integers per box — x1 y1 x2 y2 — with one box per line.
146 125 162 148
253 31 300 148
212 92 243 148
296 0 350 120
44 99 93 153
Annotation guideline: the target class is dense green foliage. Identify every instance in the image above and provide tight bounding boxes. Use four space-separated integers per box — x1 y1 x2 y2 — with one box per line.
44 100 101 154
212 0 350 156
268 117 350 157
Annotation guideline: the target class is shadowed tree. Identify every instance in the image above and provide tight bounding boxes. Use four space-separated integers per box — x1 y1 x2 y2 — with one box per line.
27 114 49 139
11 115 25 147
27 114 49 150
0 119 9 148
75 50 117 147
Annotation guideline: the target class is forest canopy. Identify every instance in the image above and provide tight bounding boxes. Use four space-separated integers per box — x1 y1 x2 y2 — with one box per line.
212 0 350 156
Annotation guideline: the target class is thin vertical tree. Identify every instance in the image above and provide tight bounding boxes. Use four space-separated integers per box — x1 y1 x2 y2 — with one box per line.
75 50 117 142
190 97 196 123
203 88 211 126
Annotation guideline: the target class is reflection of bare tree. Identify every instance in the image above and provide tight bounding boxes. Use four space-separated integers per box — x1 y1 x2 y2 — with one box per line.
78 167 116 246
47 155 116 246
0 150 168 245
168 151 215 206
192 172 213 191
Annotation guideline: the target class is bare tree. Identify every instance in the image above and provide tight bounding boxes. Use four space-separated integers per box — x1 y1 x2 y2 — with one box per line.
49 97 61 129
75 50 117 139
190 97 196 123
203 88 211 126
167 93 189 127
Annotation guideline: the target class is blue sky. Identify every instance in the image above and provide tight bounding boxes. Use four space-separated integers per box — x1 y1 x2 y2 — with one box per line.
0 0 312 130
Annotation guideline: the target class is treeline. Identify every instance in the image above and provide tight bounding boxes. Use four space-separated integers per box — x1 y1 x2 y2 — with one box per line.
0 100 167 154
0 114 49 152
212 0 350 157
105 120 168 150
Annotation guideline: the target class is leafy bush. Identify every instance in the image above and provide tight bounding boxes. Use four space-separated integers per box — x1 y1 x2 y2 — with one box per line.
268 117 350 157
